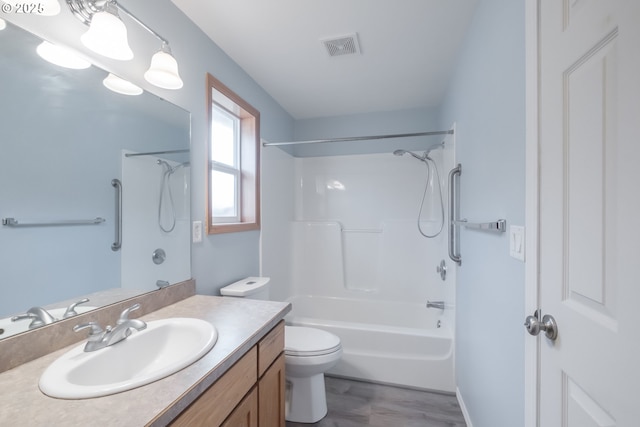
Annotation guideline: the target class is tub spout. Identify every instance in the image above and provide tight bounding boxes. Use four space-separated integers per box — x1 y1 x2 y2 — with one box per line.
426 301 445 310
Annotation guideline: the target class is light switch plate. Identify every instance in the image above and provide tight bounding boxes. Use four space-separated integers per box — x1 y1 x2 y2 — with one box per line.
192 221 203 243
509 225 525 261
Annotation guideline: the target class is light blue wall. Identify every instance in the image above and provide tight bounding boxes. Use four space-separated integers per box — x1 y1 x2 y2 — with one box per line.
6 0 294 297
438 0 526 426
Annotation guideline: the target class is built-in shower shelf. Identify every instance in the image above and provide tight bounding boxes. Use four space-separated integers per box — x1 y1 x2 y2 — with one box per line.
1 217 105 227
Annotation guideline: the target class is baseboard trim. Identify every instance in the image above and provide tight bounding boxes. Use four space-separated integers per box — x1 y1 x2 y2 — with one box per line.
456 387 473 427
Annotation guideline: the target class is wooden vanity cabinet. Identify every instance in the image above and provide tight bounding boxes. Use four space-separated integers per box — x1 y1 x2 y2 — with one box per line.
170 321 285 427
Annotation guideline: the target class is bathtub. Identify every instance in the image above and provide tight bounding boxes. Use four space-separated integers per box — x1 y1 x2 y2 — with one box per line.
284 295 455 392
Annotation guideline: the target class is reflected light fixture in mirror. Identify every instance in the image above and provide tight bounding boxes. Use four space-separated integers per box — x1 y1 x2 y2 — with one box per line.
103 73 143 95
36 41 92 69
1 0 61 16
68 0 183 90
0 19 6 30
144 42 184 90
80 1 133 61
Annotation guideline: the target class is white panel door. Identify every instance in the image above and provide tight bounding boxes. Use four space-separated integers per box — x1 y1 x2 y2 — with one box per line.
538 0 640 426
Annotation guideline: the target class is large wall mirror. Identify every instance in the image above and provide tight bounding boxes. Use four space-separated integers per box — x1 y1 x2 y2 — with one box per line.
0 21 191 339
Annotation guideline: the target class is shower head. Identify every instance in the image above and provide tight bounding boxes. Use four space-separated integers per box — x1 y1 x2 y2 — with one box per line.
393 149 426 161
425 142 445 159
157 159 190 172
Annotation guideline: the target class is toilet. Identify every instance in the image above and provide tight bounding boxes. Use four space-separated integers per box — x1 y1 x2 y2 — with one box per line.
220 277 342 423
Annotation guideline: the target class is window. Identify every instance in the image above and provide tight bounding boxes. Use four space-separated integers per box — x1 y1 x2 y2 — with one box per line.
206 73 260 234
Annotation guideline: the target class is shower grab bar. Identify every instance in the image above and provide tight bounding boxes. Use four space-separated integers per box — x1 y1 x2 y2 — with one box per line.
111 179 122 252
454 219 507 232
2 217 105 227
448 164 462 265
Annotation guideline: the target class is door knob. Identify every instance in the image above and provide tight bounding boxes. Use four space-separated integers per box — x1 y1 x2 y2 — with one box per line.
524 309 558 340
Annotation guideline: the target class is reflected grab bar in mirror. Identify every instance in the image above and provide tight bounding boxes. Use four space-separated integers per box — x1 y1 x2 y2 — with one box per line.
111 179 122 251
2 217 105 227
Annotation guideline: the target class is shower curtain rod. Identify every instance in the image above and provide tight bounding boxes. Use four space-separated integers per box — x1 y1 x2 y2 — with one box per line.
262 130 454 147
124 149 190 157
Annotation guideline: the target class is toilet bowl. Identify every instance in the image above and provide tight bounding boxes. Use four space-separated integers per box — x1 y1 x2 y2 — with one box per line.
220 277 342 423
284 325 342 423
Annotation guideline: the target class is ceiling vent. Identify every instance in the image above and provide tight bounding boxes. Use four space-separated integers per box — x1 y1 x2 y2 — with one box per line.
321 33 361 57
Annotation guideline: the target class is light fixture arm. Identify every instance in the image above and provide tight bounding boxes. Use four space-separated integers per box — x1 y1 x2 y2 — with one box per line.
116 3 169 46
67 0 169 46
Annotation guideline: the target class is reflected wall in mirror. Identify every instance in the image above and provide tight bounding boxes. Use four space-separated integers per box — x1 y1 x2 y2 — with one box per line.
0 21 191 338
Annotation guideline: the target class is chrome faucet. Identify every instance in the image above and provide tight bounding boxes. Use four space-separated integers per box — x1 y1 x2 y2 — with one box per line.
426 300 445 310
11 307 56 329
73 303 147 352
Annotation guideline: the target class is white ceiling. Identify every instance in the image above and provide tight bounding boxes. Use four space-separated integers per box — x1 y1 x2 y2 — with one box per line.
171 0 477 120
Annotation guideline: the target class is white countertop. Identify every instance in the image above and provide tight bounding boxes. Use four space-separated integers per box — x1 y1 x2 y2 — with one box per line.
0 295 290 427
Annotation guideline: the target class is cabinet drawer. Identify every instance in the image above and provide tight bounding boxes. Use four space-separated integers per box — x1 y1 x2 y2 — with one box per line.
170 347 258 426
258 321 284 377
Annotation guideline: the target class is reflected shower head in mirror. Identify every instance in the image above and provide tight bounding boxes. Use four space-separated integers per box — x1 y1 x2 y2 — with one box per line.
157 159 189 174
424 141 445 160
393 149 427 161
156 159 189 233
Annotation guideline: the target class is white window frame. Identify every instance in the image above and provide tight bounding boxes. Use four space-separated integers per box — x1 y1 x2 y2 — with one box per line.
210 105 241 224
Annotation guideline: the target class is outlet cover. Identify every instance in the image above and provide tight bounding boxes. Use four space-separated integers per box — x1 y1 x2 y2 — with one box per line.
192 221 203 243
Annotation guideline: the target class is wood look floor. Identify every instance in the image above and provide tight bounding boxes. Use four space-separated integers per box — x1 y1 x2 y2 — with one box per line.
286 376 466 427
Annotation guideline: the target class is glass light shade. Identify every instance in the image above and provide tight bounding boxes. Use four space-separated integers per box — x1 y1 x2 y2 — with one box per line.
103 73 142 96
0 18 6 30
144 49 184 90
36 41 91 69
80 11 133 61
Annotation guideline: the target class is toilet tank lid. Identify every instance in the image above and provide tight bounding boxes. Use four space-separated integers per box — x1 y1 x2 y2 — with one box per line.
220 277 270 297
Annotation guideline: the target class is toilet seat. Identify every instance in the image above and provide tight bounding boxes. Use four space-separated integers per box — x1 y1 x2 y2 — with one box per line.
285 326 341 357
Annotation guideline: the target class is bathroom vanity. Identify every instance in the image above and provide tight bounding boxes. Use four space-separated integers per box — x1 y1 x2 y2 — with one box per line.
0 292 290 426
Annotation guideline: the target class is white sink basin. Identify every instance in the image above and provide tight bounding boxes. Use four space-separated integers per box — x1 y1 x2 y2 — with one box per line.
0 306 96 339
39 317 217 399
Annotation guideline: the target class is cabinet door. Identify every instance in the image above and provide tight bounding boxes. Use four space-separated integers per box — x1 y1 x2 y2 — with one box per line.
170 348 257 426
258 353 285 427
222 387 258 427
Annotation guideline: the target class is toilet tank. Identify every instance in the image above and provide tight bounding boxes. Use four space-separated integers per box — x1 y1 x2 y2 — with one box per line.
220 277 271 300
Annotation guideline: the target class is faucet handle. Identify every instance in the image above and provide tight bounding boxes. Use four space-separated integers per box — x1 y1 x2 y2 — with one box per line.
73 322 104 336
63 298 90 319
11 313 36 322
117 303 141 325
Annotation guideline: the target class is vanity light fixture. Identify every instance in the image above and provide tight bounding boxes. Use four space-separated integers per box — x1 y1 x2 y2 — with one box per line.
103 73 143 96
67 0 183 89
36 41 92 69
144 42 183 90
79 1 133 61
0 18 6 31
